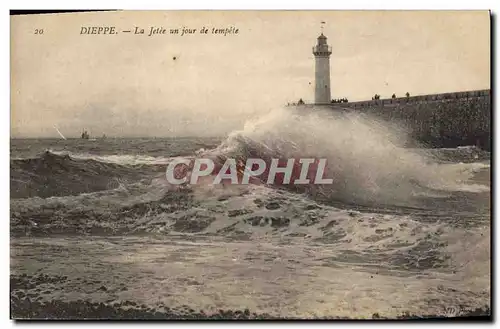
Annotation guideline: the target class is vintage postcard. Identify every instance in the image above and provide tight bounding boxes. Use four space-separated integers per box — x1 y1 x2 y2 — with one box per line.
10 10 491 320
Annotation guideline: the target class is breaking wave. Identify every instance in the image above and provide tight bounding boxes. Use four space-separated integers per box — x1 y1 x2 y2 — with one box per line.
191 106 489 206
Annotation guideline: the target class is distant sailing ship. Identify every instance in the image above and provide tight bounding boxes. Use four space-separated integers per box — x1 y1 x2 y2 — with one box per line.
81 129 90 140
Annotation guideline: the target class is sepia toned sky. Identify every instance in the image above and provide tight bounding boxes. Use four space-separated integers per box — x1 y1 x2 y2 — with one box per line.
11 11 490 138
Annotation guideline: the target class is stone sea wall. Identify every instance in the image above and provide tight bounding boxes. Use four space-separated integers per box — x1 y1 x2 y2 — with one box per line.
339 90 491 150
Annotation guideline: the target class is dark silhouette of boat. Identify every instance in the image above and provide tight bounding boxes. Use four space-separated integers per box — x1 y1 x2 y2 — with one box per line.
81 130 90 140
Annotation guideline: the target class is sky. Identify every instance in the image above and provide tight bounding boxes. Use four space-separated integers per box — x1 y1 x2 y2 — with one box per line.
11 10 490 138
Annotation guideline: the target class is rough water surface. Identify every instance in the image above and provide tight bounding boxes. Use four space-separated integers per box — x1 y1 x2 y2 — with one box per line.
10 109 491 319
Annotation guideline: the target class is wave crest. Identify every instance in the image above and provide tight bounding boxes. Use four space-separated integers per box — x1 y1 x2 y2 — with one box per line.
193 107 489 206
10 151 158 199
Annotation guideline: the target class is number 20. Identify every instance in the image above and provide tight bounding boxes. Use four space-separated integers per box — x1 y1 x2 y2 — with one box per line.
34 29 44 35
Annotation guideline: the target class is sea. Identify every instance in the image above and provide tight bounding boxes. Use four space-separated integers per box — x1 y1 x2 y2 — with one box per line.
10 107 491 318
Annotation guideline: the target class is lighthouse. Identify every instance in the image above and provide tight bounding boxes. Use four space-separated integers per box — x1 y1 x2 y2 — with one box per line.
313 33 332 105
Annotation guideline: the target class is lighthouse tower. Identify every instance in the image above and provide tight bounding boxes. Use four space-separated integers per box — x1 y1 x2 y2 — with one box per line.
313 33 332 104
